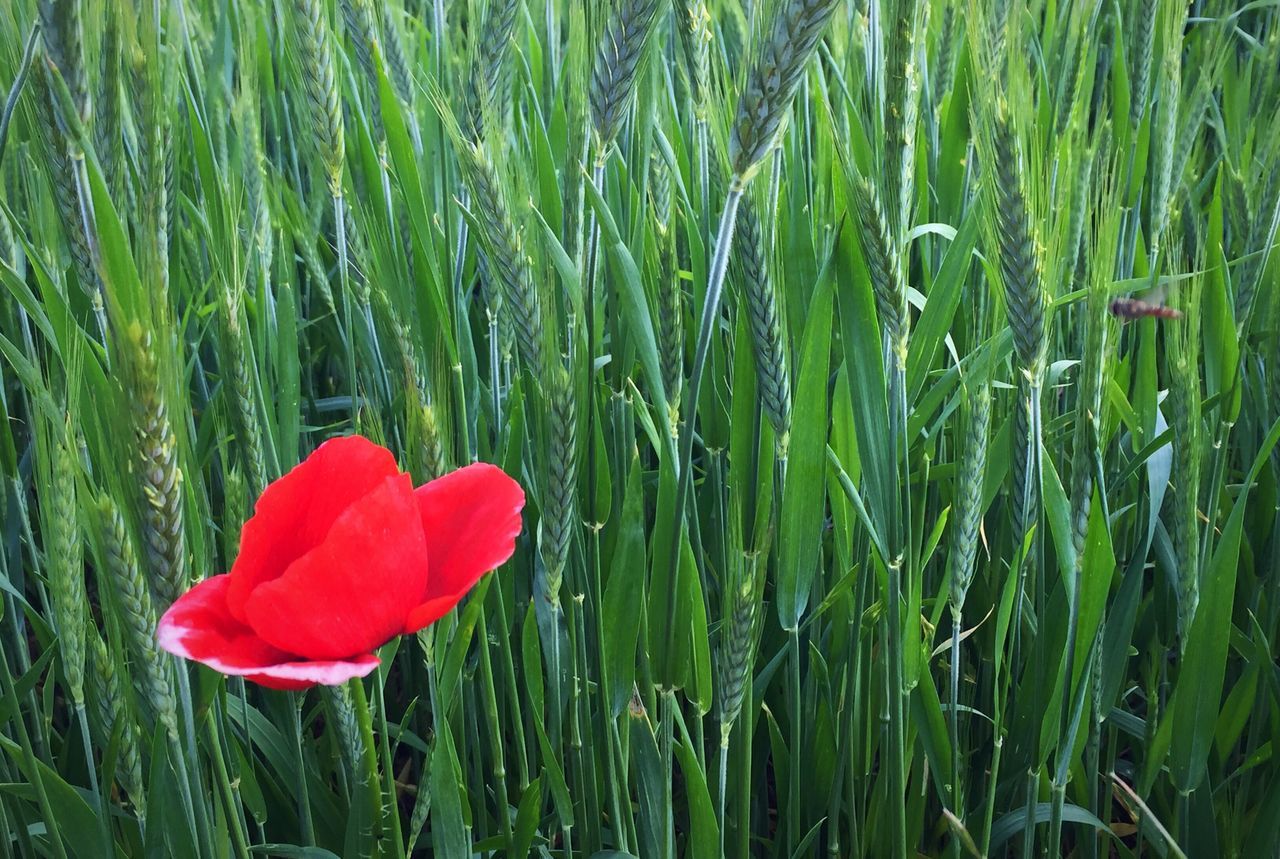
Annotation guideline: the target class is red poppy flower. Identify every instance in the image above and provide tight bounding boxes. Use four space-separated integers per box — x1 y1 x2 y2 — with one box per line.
156 436 524 690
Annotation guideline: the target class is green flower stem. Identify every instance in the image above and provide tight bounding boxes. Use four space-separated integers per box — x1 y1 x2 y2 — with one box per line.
290 692 315 845
1048 632 1094 858
349 677 385 851
233 677 266 841
696 118 710 254
206 711 251 859
572 593 603 853
949 611 963 817
717 726 729 858
888 316 912 859
666 180 745 679
591 511 629 852
75 705 114 857
174 665 213 853
451 186 470 352
491 589 530 789
1022 767 1040 856
1085 653 1103 859
374 664 406 858
476 612 513 846
489 310 502 430
584 157 606 564
167 728 203 858
981 733 1005 856
734 686 754 858
566 600 589 852
885 556 908 859
333 194 357 427
660 690 676 859
787 630 802 853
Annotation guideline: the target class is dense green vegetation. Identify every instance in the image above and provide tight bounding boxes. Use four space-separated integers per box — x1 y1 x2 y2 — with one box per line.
1 0 1278 855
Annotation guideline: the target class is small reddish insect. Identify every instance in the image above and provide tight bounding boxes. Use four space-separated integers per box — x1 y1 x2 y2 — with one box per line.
1109 297 1183 320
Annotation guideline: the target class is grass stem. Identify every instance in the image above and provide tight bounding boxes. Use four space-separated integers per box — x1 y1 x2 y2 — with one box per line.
0 652 66 859
666 181 745 678
291 692 316 845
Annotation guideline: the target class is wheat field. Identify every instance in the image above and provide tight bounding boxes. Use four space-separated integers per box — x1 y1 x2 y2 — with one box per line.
0 0 1278 856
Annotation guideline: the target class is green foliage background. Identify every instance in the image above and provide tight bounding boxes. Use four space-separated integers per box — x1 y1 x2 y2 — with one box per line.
0 0 1278 856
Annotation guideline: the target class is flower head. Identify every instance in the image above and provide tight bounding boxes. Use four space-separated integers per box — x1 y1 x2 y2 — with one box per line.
157 436 524 689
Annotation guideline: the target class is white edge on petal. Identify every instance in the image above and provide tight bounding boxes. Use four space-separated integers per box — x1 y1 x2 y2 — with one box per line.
156 608 194 659
155 610 379 685
227 656 380 685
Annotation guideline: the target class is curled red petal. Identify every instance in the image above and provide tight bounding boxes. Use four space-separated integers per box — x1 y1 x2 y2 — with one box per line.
228 436 400 622
403 594 460 633
156 575 379 690
404 463 525 633
244 473 429 660
158 575 296 669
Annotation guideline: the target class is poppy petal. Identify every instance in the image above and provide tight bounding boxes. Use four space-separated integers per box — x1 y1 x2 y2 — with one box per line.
156 575 377 689
242 654 380 691
404 463 525 633
158 575 298 669
244 473 430 660
157 570 376 691
228 436 400 622
403 594 460 633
